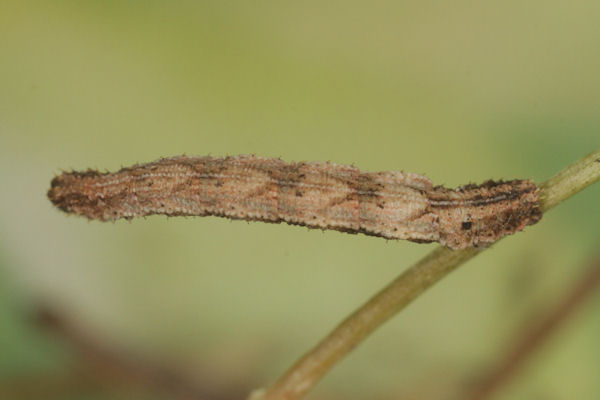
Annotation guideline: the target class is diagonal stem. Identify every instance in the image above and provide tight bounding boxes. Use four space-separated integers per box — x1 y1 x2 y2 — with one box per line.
250 149 600 400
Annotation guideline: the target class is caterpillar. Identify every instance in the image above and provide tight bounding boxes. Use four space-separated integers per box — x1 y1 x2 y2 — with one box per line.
47 155 542 249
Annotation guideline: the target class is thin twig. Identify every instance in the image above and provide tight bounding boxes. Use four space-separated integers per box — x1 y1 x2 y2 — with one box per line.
250 149 600 400
465 251 600 400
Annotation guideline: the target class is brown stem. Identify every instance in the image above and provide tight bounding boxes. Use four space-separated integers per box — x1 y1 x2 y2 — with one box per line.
466 252 600 400
32 306 247 400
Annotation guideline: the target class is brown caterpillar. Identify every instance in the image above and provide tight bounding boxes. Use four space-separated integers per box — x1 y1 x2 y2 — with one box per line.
47 155 542 249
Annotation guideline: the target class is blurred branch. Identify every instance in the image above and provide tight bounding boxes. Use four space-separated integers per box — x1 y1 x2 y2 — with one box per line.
465 251 600 400
0 371 97 400
250 149 600 400
19 306 247 400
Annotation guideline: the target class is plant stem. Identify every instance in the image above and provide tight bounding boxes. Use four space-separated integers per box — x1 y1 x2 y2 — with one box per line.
250 149 600 400
539 149 600 212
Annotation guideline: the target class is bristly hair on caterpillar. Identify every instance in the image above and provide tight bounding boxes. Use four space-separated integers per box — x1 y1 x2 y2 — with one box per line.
48 155 542 249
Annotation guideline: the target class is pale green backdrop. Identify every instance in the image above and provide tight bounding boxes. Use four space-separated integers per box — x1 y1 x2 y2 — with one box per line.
1 1 599 399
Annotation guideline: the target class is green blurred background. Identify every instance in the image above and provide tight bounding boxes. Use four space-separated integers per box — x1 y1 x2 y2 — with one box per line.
1 1 599 399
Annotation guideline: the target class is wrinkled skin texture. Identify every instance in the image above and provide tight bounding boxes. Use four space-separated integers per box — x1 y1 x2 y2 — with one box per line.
48 155 542 250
